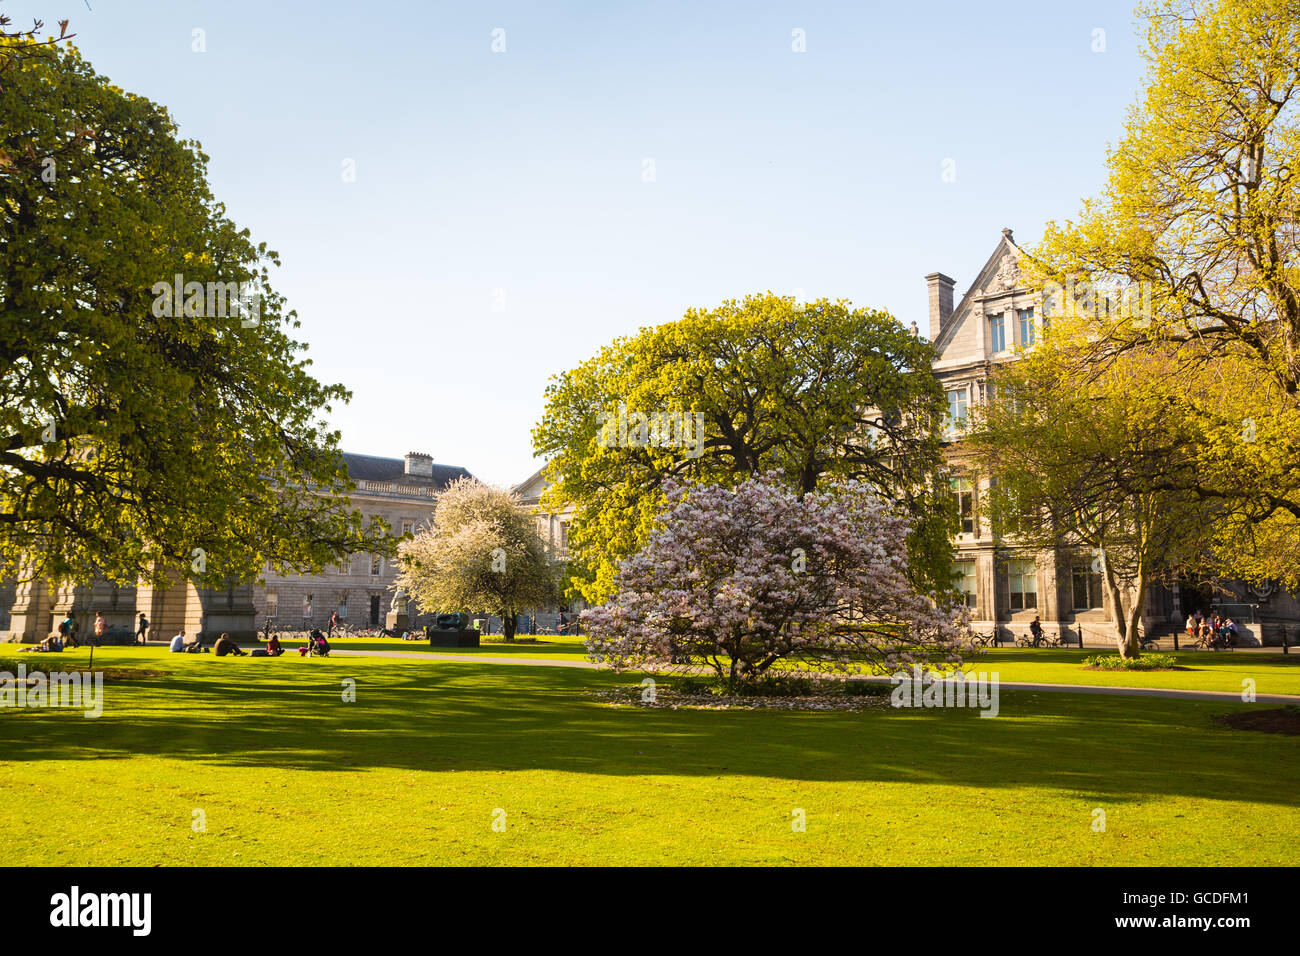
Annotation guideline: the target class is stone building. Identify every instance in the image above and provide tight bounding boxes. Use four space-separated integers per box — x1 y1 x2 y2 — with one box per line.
254 452 474 633
1 451 474 642
512 467 582 632
931 229 1299 645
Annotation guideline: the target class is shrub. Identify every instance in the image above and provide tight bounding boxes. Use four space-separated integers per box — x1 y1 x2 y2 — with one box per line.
1081 652 1180 671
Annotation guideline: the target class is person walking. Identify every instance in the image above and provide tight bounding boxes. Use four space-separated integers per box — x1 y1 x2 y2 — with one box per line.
59 612 79 649
136 612 150 644
94 613 107 645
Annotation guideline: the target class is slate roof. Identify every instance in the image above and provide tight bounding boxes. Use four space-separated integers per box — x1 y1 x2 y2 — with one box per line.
341 452 474 489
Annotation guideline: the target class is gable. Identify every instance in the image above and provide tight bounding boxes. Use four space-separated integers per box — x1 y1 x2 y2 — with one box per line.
933 232 1026 363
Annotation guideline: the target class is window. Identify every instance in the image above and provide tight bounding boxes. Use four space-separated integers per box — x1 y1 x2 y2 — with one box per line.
266 594 278 619
951 477 975 535
1017 307 1035 346
1007 559 1038 610
401 520 414 537
953 561 977 608
337 595 348 619
559 521 569 550
1072 564 1104 610
989 313 1007 352
370 554 383 576
945 387 969 436
303 594 313 620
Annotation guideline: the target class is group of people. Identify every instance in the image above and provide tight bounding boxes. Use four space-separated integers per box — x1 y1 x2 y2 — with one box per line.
1186 610 1239 649
21 611 90 652
167 630 297 657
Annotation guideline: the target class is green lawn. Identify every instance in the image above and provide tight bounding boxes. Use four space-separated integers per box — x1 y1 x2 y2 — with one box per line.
281 636 590 660
302 639 1300 696
957 648 1300 696
1 646 1295 865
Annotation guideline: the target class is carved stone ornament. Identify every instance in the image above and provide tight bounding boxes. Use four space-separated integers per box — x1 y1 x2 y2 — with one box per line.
1247 579 1278 602
995 254 1020 290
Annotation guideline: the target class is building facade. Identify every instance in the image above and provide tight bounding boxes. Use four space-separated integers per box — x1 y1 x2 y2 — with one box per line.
1 451 474 642
512 467 582 633
931 229 1299 645
254 452 474 633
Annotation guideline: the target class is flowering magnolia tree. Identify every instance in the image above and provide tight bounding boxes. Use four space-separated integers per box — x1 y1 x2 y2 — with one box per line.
581 474 968 685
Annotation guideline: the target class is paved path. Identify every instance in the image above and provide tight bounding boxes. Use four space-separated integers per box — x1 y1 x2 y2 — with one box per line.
329 649 1300 704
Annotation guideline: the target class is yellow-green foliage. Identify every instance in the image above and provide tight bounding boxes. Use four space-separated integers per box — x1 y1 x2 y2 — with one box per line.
532 293 955 603
1018 0 1300 588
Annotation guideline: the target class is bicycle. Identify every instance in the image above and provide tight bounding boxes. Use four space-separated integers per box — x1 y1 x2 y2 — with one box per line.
970 630 996 648
1016 631 1061 648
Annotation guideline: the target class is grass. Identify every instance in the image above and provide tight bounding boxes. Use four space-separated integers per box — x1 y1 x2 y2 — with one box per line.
1 645 1296 865
279 636 590 660
957 648 1300 696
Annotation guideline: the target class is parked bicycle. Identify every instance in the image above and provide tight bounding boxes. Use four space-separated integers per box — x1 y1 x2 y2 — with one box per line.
1016 631 1061 648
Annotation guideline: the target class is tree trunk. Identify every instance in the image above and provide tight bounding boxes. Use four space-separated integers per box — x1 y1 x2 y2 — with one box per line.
1102 568 1133 659
1103 566 1146 659
502 611 517 643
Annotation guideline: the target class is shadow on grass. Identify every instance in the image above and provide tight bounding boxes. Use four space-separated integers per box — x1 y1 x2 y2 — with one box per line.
0 653 1294 808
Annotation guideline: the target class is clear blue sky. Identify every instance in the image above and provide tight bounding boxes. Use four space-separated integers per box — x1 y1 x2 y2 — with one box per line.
15 0 1146 486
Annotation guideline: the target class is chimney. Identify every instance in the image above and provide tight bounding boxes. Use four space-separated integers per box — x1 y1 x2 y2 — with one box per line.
926 272 955 340
404 452 433 478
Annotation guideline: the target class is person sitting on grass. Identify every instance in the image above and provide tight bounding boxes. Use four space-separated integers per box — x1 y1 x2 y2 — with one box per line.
20 634 63 652
213 632 245 657
298 629 330 656
266 633 283 657
184 631 205 653
169 630 186 653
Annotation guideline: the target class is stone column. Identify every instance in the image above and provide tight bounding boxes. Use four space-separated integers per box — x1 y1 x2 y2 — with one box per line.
5 576 53 642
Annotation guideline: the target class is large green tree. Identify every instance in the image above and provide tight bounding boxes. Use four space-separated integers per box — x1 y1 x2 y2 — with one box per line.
1025 0 1300 586
532 293 956 604
0 31 385 589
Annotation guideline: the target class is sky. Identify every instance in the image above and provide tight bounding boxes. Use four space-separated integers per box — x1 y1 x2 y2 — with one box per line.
11 0 1148 486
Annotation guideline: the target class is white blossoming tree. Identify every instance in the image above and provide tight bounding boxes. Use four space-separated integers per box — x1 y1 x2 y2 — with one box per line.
395 478 557 642
582 473 968 686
